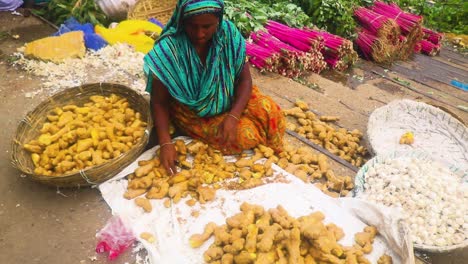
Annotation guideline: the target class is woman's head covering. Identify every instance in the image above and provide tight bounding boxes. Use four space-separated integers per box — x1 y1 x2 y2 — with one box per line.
144 0 246 117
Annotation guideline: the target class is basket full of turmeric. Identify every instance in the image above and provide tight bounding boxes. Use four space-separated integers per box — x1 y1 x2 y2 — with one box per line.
11 83 153 187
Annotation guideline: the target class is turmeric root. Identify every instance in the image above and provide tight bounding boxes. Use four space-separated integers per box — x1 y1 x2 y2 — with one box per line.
355 226 378 254
140 232 156 243
244 224 258 253
295 100 309 111
189 222 217 248
204 246 224 262
377 254 393 264
123 188 146 199
399 131 414 145
257 223 282 252
174 139 187 154
319 116 340 122
135 197 152 212
146 180 169 199
235 158 254 168
233 251 256 264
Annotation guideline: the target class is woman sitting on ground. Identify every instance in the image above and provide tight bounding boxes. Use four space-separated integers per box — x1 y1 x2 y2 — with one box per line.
144 0 285 174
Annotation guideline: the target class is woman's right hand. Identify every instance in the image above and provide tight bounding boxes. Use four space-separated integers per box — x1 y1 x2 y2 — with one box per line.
159 143 178 175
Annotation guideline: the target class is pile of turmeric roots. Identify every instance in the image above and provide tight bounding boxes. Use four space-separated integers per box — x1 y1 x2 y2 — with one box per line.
23 94 147 176
190 203 392 264
125 137 357 213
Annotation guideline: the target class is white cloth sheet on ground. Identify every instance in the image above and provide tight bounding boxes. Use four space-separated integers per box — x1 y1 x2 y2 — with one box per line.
99 145 414 264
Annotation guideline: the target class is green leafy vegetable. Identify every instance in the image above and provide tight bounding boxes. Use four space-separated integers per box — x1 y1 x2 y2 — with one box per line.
224 0 312 36
32 0 110 26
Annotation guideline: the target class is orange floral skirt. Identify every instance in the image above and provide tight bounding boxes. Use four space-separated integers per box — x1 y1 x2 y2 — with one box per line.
170 86 285 154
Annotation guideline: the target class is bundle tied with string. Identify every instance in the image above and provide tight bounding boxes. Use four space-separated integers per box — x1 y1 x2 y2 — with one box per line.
245 42 280 74
10 83 152 187
303 29 358 71
246 21 327 76
250 31 312 77
422 27 443 46
355 29 393 64
419 39 441 56
372 1 423 60
354 7 400 46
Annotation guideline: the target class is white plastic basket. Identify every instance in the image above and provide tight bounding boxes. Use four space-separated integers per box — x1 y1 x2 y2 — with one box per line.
367 99 468 172
353 150 468 253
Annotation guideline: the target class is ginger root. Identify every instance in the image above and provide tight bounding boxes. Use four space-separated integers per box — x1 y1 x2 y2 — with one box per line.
123 188 146 199
191 204 379 264
355 226 378 254
399 131 414 145
377 254 393 264
135 197 152 212
190 222 217 248
140 232 156 243
283 104 367 170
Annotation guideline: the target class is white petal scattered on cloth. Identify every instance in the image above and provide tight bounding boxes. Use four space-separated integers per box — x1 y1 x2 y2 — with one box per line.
14 43 147 98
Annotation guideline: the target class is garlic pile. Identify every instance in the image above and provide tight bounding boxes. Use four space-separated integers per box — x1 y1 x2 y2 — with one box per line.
361 158 467 247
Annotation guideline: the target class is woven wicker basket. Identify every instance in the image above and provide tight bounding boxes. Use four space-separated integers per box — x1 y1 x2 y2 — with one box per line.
11 83 153 188
127 0 177 25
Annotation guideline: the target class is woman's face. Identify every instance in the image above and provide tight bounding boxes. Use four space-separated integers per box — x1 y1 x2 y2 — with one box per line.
184 13 219 47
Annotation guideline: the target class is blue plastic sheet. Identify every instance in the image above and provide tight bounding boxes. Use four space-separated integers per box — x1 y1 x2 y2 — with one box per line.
52 17 107 51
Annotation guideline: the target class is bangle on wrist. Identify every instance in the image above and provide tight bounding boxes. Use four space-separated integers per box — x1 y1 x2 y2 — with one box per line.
227 113 240 122
160 142 174 148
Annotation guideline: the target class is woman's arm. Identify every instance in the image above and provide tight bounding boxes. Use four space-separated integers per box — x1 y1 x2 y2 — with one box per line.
229 63 252 117
151 76 177 174
217 63 252 149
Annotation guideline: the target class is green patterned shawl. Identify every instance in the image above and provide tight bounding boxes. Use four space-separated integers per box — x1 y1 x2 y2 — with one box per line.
143 0 246 117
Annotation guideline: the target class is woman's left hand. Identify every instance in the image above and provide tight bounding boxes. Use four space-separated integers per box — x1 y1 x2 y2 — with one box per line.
217 115 239 150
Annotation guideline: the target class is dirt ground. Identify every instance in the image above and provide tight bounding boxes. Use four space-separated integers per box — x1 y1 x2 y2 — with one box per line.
0 12 466 264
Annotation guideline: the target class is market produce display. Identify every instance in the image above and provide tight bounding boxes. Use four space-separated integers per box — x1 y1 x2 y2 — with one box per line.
357 157 467 248
22 94 147 176
353 2 421 63
372 1 423 60
247 26 326 77
355 29 391 64
124 140 278 204
276 145 355 198
317 31 357 71
246 21 357 76
352 1 444 63
124 136 357 203
283 101 367 167
190 202 387 263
